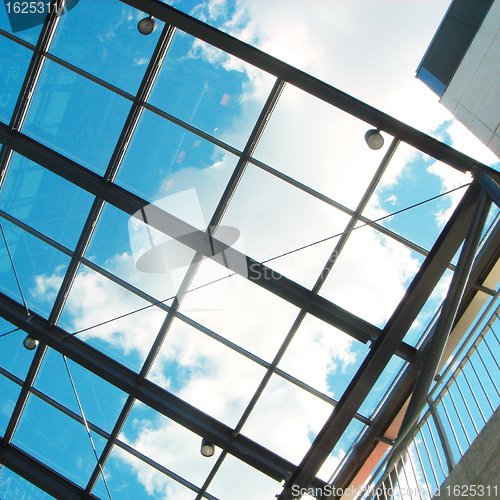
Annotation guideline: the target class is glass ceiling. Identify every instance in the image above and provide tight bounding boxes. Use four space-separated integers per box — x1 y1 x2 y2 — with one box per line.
0 1 499 500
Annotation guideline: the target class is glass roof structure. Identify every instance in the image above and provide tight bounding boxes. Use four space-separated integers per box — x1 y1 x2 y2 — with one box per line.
1 1 500 499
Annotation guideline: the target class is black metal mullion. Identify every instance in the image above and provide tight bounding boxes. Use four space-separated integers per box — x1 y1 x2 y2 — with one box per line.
0 293 300 483
47 198 104 326
0 0 65 459
83 24 178 497
122 77 287 500
0 125 382 347
311 138 400 293
249 156 457 272
278 182 482 499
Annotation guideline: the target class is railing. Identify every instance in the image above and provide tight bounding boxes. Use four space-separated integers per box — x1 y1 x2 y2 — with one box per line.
355 291 500 500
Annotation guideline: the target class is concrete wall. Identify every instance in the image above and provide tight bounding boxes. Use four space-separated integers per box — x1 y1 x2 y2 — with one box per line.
440 0 500 158
432 405 500 500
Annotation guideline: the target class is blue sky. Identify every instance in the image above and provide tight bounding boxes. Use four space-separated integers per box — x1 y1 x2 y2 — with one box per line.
1 1 500 499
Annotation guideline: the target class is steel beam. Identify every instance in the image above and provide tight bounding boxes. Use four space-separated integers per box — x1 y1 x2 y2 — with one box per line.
399 189 491 435
122 0 495 176
0 124 380 346
278 182 482 499
0 291 296 483
0 443 101 500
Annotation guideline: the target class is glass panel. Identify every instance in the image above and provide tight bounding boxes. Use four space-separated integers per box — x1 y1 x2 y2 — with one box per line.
23 59 131 175
85 202 189 303
181 272 301 361
319 225 421 328
12 394 107 488
0 374 22 436
148 317 266 428
0 317 34 380
242 374 332 464
254 83 393 209
357 355 406 418
278 314 370 401
149 30 275 150
0 465 56 500
207 454 280 500
50 0 165 95
34 348 127 433
58 264 168 373
120 401 218 490
94 442 196 500
115 107 238 222
321 418 366 482
0 4 42 44
403 268 453 346
220 164 352 288
0 153 95 250
0 35 33 124
0 218 71 317
366 144 471 252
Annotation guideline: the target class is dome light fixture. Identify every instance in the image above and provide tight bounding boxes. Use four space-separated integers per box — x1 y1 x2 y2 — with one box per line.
364 128 384 150
200 438 215 457
138 15 157 35
23 336 39 351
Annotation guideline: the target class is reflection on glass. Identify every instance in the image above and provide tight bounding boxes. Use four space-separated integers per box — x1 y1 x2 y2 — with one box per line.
0 318 35 380
208 453 281 500
149 30 275 150
49 0 164 95
12 394 107 488
242 374 332 464
23 59 131 175
116 107 238 222
0 153 94 250
34 348 126 433
148 317 266 428
278 314 370 401
357 355 405 418
120 401 217 490
0 465 56 500
0 375 22 436
254 84 391 210
0 36 32 124
0 218 71 318
58 264 168 373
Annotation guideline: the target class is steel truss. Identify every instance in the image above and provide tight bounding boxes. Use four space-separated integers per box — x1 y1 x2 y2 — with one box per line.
1 1 500 500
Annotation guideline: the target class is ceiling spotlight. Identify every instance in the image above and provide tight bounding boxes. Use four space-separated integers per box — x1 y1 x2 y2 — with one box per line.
138 15 157 35
364 128 384 150
200 438 215 457
23 336 39 351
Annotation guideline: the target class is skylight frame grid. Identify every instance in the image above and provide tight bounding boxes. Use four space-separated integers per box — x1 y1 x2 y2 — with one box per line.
1 204 377 426
0 2 498 500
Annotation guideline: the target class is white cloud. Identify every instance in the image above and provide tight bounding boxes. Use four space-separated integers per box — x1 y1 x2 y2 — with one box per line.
34 1 489 497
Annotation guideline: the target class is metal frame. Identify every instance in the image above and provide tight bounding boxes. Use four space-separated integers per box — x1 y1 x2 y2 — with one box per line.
1 2 500 499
